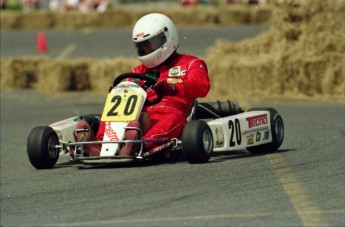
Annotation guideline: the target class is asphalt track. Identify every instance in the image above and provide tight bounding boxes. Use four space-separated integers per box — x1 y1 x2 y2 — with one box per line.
1 27 345 226
0 25 268 58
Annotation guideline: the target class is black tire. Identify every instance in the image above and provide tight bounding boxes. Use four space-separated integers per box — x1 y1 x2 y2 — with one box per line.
182 120 213 164
246 108 284 154
27 126 60 169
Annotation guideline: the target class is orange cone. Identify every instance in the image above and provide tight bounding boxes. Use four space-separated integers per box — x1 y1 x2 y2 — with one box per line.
36 32 47 53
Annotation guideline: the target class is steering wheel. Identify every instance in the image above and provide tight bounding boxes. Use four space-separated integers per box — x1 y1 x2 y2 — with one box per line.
112 73 162 106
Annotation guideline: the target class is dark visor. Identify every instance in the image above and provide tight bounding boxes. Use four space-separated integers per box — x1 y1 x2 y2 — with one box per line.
135 32 167 56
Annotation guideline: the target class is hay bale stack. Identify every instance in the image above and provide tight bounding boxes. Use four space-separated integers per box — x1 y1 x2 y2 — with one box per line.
0 57 45 89
52 11 100 29
0 5 271 30
97 9 133 28
18 11 54 29
162 6 218 26
0 11 20 28
0 57 138 93
218 4 271 25
89 58 137 94
272 0 345 97
206 0 345 100
36 59 93 91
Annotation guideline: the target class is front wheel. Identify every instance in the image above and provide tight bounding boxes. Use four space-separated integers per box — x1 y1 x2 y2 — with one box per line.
182 120 213 164
27 126 60 169
246 108 284 154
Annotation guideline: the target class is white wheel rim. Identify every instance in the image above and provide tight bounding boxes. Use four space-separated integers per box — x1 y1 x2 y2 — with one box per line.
203 130 213 154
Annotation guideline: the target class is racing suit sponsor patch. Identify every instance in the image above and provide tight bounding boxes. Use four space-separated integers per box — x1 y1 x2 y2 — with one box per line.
167 78 183 84
169 66 181 77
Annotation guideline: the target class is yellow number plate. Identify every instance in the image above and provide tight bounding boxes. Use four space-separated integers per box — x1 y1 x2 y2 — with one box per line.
101 92 142 122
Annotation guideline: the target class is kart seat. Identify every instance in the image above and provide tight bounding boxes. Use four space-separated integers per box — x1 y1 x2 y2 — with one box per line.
77 114 101 135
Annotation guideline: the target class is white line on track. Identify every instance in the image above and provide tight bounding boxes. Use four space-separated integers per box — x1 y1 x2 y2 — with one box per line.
55 43 77 59
49 209 345 226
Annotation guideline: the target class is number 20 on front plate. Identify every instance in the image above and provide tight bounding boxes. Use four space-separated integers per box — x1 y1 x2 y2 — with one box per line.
101 92 142 122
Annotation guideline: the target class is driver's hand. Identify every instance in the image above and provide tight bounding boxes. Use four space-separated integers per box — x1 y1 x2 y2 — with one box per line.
153 80 177 96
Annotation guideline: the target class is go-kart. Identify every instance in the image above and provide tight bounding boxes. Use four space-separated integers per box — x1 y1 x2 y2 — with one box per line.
27 73 284 169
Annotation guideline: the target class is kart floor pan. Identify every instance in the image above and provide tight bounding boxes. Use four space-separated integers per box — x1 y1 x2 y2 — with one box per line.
76 156 138 165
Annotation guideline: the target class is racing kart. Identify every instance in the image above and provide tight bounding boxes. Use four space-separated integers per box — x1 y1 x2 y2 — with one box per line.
27 73 284 169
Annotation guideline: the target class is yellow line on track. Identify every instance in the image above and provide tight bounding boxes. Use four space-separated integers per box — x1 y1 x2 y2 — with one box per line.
55 43 77 59
82 28 93 34
266 153 329 226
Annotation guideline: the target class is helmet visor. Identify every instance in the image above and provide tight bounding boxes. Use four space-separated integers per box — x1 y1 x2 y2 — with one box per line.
135 32 167 56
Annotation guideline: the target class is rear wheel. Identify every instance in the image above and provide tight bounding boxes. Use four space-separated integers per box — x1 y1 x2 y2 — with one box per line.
27 126 60 169
182 120 213 164
246 108 284 154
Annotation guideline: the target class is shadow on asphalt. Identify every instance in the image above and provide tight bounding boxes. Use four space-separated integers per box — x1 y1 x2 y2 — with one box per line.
210 149 295 163
54 149 295 170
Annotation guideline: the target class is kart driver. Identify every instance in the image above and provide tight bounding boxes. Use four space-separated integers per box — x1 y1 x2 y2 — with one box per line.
77 13 210 157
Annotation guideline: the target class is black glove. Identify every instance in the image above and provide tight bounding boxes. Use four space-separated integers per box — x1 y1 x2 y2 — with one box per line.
153 80 177 96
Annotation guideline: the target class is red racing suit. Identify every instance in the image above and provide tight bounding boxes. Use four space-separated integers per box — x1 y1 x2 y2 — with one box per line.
96 52 210 151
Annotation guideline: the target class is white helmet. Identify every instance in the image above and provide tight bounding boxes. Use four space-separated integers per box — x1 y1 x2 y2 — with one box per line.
132 13 179 68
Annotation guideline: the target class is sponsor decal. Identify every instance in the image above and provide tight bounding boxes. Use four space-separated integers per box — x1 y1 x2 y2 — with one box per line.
256 131 261 142
105 122 119 141
263 130 269 140
155 29 163 35
246 114 268 128
118 83 139 88
169 66 181 77
135 32 145 38
246 134 254 145
214 126 224 148
167 78 183 84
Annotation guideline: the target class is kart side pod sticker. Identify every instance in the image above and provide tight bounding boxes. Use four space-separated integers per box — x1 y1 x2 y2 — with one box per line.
246 114 268 128
214 126 224 148
246 134 254 145
246 131 270 145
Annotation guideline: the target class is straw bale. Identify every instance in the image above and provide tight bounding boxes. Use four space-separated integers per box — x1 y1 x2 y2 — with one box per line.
1 0 344 101
52 11 99 29
206 0 345 100
36 59 92 92
97 10 133 28
162 6 218 26
17 11 54 29
88 58 138 94
0 11 20 29
0 57 45 89
0 5 272 30
218 5 271 25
